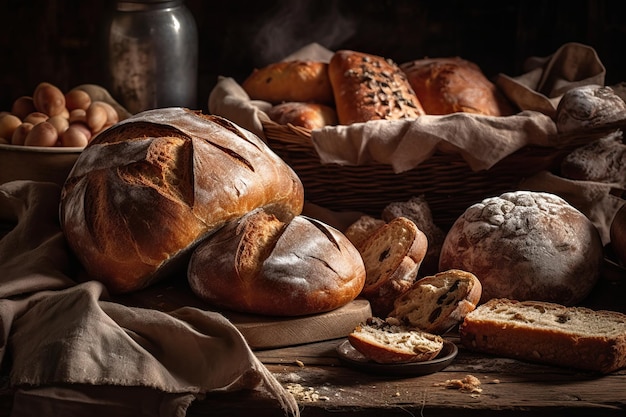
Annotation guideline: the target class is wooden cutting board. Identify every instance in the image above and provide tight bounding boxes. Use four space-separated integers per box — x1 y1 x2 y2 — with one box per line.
114 279 372 350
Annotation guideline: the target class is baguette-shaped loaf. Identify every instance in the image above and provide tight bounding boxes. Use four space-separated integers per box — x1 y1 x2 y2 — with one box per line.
328 50 425 125
460 298 626 374
348 317 443 364
60 108 304 293
389 269 482 334
357 217 428 317
188 208 366 316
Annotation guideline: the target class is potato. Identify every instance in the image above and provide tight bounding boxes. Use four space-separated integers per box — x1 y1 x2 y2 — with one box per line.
23 111 49 125
11 96 36 119
69 108 87 124
86 102 109 133
60 123 91 147
47 115 70 134
33 82 66 116
65 88 92 111
24 121 59 147
11 122 34 145
0 114 22 141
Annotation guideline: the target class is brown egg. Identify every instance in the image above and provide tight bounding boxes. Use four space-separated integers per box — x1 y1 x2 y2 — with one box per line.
23 111 49 125
11 96 36 119
24 121 59 147
47 115 70 134
65 88 92 111
0 114 22 141
33 82 66 116
60 123 91 147
11 122 34 145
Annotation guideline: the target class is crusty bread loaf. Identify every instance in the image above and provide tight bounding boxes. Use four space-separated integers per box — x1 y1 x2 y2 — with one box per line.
343 215 386 248
60 108 304 293
348 316 443 364
556 85 626 133
381 196 446 276
242 60 334 104
388 269 482 334
439 191 604 306
460 298 626 373
187 208 366 316
357 216 428 317
266 102 338 130
328 50 425 125
560 131 626 187
400 57 516 116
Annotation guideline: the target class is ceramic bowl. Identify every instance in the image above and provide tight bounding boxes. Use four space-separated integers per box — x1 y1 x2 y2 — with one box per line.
0 143 82 187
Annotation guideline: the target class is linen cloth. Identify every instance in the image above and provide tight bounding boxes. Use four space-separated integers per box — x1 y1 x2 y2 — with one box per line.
0 180 298 417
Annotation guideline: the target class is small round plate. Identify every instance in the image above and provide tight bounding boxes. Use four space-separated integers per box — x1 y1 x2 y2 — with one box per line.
336 339 458 376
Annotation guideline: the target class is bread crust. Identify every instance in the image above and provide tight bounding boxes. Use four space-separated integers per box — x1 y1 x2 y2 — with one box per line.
60 108 304 293
266 102 338 130
328 50 425 125
242 60 334 104
400 57 515 116
460 298 626 373
187 209 366 316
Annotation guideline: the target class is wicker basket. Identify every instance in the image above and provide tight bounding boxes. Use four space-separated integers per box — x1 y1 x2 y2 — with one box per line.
263 119 624 229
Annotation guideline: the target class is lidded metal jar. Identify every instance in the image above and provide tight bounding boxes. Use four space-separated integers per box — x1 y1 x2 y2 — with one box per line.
105 0 198 114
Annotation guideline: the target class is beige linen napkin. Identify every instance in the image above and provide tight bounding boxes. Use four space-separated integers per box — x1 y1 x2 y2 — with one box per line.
0 180 298 417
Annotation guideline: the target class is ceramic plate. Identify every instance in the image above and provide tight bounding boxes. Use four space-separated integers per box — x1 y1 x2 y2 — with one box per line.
336 339 458 376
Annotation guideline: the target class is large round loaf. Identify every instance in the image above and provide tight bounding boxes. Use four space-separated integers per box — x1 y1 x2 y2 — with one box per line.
60 108 304 293
187 208 366 316
438 191 603 306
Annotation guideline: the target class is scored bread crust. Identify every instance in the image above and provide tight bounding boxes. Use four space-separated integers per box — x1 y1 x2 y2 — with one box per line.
187 208 366 316
242 60 334 104
328 50 425 125
357 217 428 317
389 269 482 334
266 102 338 130
60 108 304 293
400 57 516 116
348 317 443 364
460 298 626 374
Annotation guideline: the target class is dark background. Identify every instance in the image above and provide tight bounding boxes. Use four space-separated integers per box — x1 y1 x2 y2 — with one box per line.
1 0 625 113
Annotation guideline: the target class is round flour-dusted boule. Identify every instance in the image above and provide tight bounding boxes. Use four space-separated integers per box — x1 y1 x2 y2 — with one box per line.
60 108 304 294
438 191 604 306
556 85 626 133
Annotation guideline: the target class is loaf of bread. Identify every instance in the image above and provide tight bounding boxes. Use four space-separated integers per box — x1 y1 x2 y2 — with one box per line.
357 216 428 317
328 50 425 125
560 131 626 187
556 85 626 133
381 196 446 276
388 269 482 334
242 60 334 104
460 298 626 373
187 208 366 316
348 316 443 364
266 102 338 130
60 108 304 293
439 191 604 306
400 57 516 116
343 215 386 248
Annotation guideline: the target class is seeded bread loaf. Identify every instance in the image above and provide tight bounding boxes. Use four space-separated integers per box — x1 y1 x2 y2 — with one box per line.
460 298 626 373
400 57 516 116
328 50 425 125
267 102 338 130
357 216 428 317
388 269 482 334
187 208 366 316
60 108 304 293
242 60 334 104
348 316 443 364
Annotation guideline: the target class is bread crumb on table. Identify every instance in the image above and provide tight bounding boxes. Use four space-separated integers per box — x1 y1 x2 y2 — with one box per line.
433 374 483 393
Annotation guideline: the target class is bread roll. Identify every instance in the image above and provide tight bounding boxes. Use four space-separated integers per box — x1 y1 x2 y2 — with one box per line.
348 316 443 364
328 50 425 125
60 108 304 293
556 85 626 133
388 269 482 334
400 57 516 116
438 191 603 306
187 208 366 316
460 298 626 373
357 217 428 317
266 102 338 130
242 60 333 104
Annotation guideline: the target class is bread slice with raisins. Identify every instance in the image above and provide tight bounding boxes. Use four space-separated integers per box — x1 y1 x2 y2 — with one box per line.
389 269 482 334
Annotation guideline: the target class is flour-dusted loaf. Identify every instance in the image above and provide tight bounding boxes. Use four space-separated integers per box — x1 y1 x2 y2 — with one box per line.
187 208 366 316
348 316 443 364
357 216 428 317
460 298 626 373
60 108 304 293
242 60 334 104
556 85 626 133
267 102 338 130
438 191 604 305
400 57 516 116
388 269 482 334
328 50 425 125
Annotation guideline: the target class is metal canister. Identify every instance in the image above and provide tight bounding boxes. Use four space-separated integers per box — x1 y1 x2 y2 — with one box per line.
105 0 198 114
